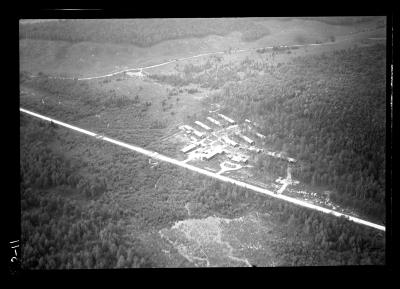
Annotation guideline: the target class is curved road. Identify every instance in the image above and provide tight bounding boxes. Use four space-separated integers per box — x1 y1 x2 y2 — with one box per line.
39 41 338 82
76 42 330 81
20 107 385 232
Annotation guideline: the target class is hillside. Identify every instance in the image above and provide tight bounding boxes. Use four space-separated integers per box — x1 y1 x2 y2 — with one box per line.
19 17 385 77
210 43 386 222
19 18 271 47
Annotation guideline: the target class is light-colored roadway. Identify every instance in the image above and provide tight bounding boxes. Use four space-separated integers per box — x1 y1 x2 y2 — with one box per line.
20 108 385 232
42 41 336 82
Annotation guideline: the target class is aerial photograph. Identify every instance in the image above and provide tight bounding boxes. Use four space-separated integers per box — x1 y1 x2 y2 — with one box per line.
19 17 387 268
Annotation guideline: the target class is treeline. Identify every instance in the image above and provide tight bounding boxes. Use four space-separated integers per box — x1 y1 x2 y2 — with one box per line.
299 16 379 26
19 19 270 47
149 50 289 90
191 178 385 265
211 44 386 222
149 59 248 90
24 76 144 110
21 188 151 269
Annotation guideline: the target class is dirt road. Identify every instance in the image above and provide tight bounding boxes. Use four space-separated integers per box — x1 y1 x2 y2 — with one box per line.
75 42 334 81
31 40 339 82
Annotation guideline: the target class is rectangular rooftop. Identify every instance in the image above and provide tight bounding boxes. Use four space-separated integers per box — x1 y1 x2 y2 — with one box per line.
181 143 199 153
207 116 222 127
256 132 266 139
221 136 238 147
195 121 212 131
236 133 255 145
218 113 236 124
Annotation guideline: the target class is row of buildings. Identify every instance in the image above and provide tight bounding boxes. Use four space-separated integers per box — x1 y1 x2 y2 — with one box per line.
179 113 251 164
179 113 238 140
266 151 297 163
178 124 206 139
179 113 297 166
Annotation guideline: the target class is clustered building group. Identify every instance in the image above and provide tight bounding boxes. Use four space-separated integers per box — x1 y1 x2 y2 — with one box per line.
178 113 297 165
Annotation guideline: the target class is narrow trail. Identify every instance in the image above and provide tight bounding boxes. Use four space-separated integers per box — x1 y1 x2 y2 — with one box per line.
20 107 385 232
77 42 327 80
35 40 341 82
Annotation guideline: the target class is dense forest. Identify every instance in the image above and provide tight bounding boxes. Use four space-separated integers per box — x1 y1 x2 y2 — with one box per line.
148 46 299 90
20 119 153 269
19 19 270 47
248 16 381 26
192 178 385 265
210 44 386 223
297 16 380 26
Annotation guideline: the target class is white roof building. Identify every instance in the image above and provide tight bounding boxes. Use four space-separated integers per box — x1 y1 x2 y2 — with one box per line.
266 150 296 163
226 124 239 131
236 133 255 145
181 125 195 132
192 130 205 138
180 125 204 138
207 117 222 127
181 143 199 153
202 149 223 161
221 136 238 147
256 132 266 139
218 113 236 124
195 121 212 131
